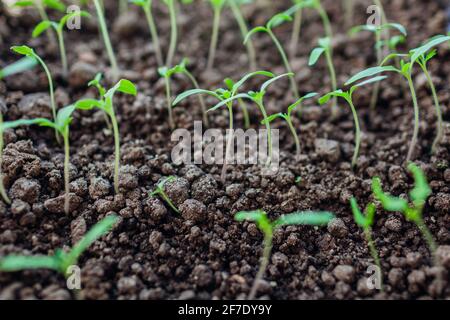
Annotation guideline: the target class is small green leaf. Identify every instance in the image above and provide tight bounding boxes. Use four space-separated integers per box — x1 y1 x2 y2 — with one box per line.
244 27 267 44
408 163 431 205
235 210 272 235
55 105 76 130
287 92 318 114
32 21 53 38
308 47 325 66
267 13 293 29
345 66 397 86
11 45 35 58
410 35 450 65
74 99 104 110
318 90 345 105
260 73 293 92
13 1 34 7
43 0 66 12
232 71 274 94
350 198 369 228
353 75 388 89
273 212 334 228
372 177 409 212
173 89 221 106
261 113 285 125
0 57 37 79
0 255 61 272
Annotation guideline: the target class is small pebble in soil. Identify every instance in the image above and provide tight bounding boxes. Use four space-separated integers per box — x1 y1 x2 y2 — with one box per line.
333 265 355 284
327 218 348 238
180 199 206 223
9 177 41 204
315 139 341 163
190 264 213 288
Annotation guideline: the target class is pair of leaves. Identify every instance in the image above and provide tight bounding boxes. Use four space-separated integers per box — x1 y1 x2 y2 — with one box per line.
32 11 91 38
349 23 407 37
262 92 318 125
244 10 295 44
350 198 376 229
158 58 189 78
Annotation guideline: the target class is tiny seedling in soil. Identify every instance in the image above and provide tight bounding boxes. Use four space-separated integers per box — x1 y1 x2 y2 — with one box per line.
235 210 334 299
320 76 388 168
93 0 120 80
131 0 164 66
350 198 383 291
261 92 318 156
0 215 118 277
150 176 180 213
245 12 299 99
206 0 226 70
372 163 437 262
173 71 274 182
75 77 137 194
0 56 37 79
159 59 209 128
11 45 58 141
32 11 91 77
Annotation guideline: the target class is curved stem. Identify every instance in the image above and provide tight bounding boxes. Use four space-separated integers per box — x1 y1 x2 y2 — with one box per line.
185 71 209 126
221 104 234 183
56 29 68 78
207 6 221 71
365 228 383 292
248 233 273 300
405 75 420 163
238 98 250 129
144 5 163 66
165 77 175 130
289 8 302 58
267 29 299 99
286 117 300 156
63 130 70 214
416 218 437 258
370 31 382 110
93 0 119 80
166 0 178 67
347 99 361 168
110 111 121 194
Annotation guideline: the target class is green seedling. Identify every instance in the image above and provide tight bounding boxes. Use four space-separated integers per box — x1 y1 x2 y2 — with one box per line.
93 0 119 80
346 34 450 162
235 210 334 299
159 59 209 128
32 11 91 77
245 12 299 99
320 76 388 168
0 57 37 79
11 45 58 141
0 215 118 277
228 0 257 70
173 71 274 182
261 92 318 156
350 198 383 291
372 163 438 262
289 0 303 58
75 78 137 194
206 0 226 70
309 37 337 109
150 176 179 213
349 23 407 110
131 0 163 66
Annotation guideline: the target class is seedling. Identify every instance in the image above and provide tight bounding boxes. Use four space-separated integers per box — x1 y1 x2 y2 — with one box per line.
32 11 91 76
11 45 58 141
150 176 179 213
0 215 118 277
228 0 257 70
372 163 437 262
349 23 407 110
235 210 334 299
261 92 318 156
75 78 137 194
245 13 299 99
93 0 119 80
320 76 388 168
173 71 274 182
162 0 181 67
350 198 383 291
131 0 163 66
309 37 337 109
0 57 37 79
205 0 226 70
159 59 209 128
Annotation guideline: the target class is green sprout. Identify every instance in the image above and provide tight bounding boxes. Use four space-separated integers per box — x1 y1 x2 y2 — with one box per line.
150 176 179 213
235 210 334 299
206 0 226 70
350 198 383 291
349 23 407 110
93 0 119 80
289 0 303 57
173 71 274 182
309 37 337 110
245 13 299 99
372 163 437 262
228 0 257 70
0 215 118 277
0 57 37 79
131 0 163 66
320 76 388 168
261 92 317 156
32 11 91 77
75 78 137 194
11 45 58 142
162 0 181 67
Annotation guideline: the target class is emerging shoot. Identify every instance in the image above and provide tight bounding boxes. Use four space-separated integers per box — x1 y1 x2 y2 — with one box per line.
150 176 179 213
206 0 226 70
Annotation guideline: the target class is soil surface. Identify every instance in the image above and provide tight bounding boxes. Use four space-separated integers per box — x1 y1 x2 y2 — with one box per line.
0 0 449 300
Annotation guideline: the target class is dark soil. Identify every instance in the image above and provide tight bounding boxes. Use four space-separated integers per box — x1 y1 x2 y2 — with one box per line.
0 0 449 300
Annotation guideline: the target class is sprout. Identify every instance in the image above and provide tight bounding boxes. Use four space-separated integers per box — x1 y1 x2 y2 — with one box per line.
150 176 179 213
320 76 388 168
11 45 58 142
131 0 163 66
349 23 407 110
93 0 119 80
206 0 226 70
372 163 437 262
173 70 274 182
261 92 318 156
350 198 383 291
0 215 118 277
162 0 183 67
309 37 337 110
235 210 334 299
228 0 257 70
244 12 299 99
32 11 91 77
75 77 137 194
0 57 37 79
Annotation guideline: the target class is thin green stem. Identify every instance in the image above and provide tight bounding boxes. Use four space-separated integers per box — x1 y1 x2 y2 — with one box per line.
160 191 179 213
143 5 163 66
325 48 338 112
248 232 273 300
110 111 121 194
63 130 70 215
370 30 382 110
166 0 178 67
164 77 175 130
255 100 272 166
35 0 55 42
416 218 437 258
207 6 222 71
289 8 302 58
316 2 333 48
56 29 68 77
185 71 209 126
364 228 383 292
347 98 361 168
286 117 300 156
229 0 256 70
405 74 420 163
238 98 250 129
267 29 299 99
374 0 390 57
221 103 234 183
0 115 11 204
93 0 119 80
